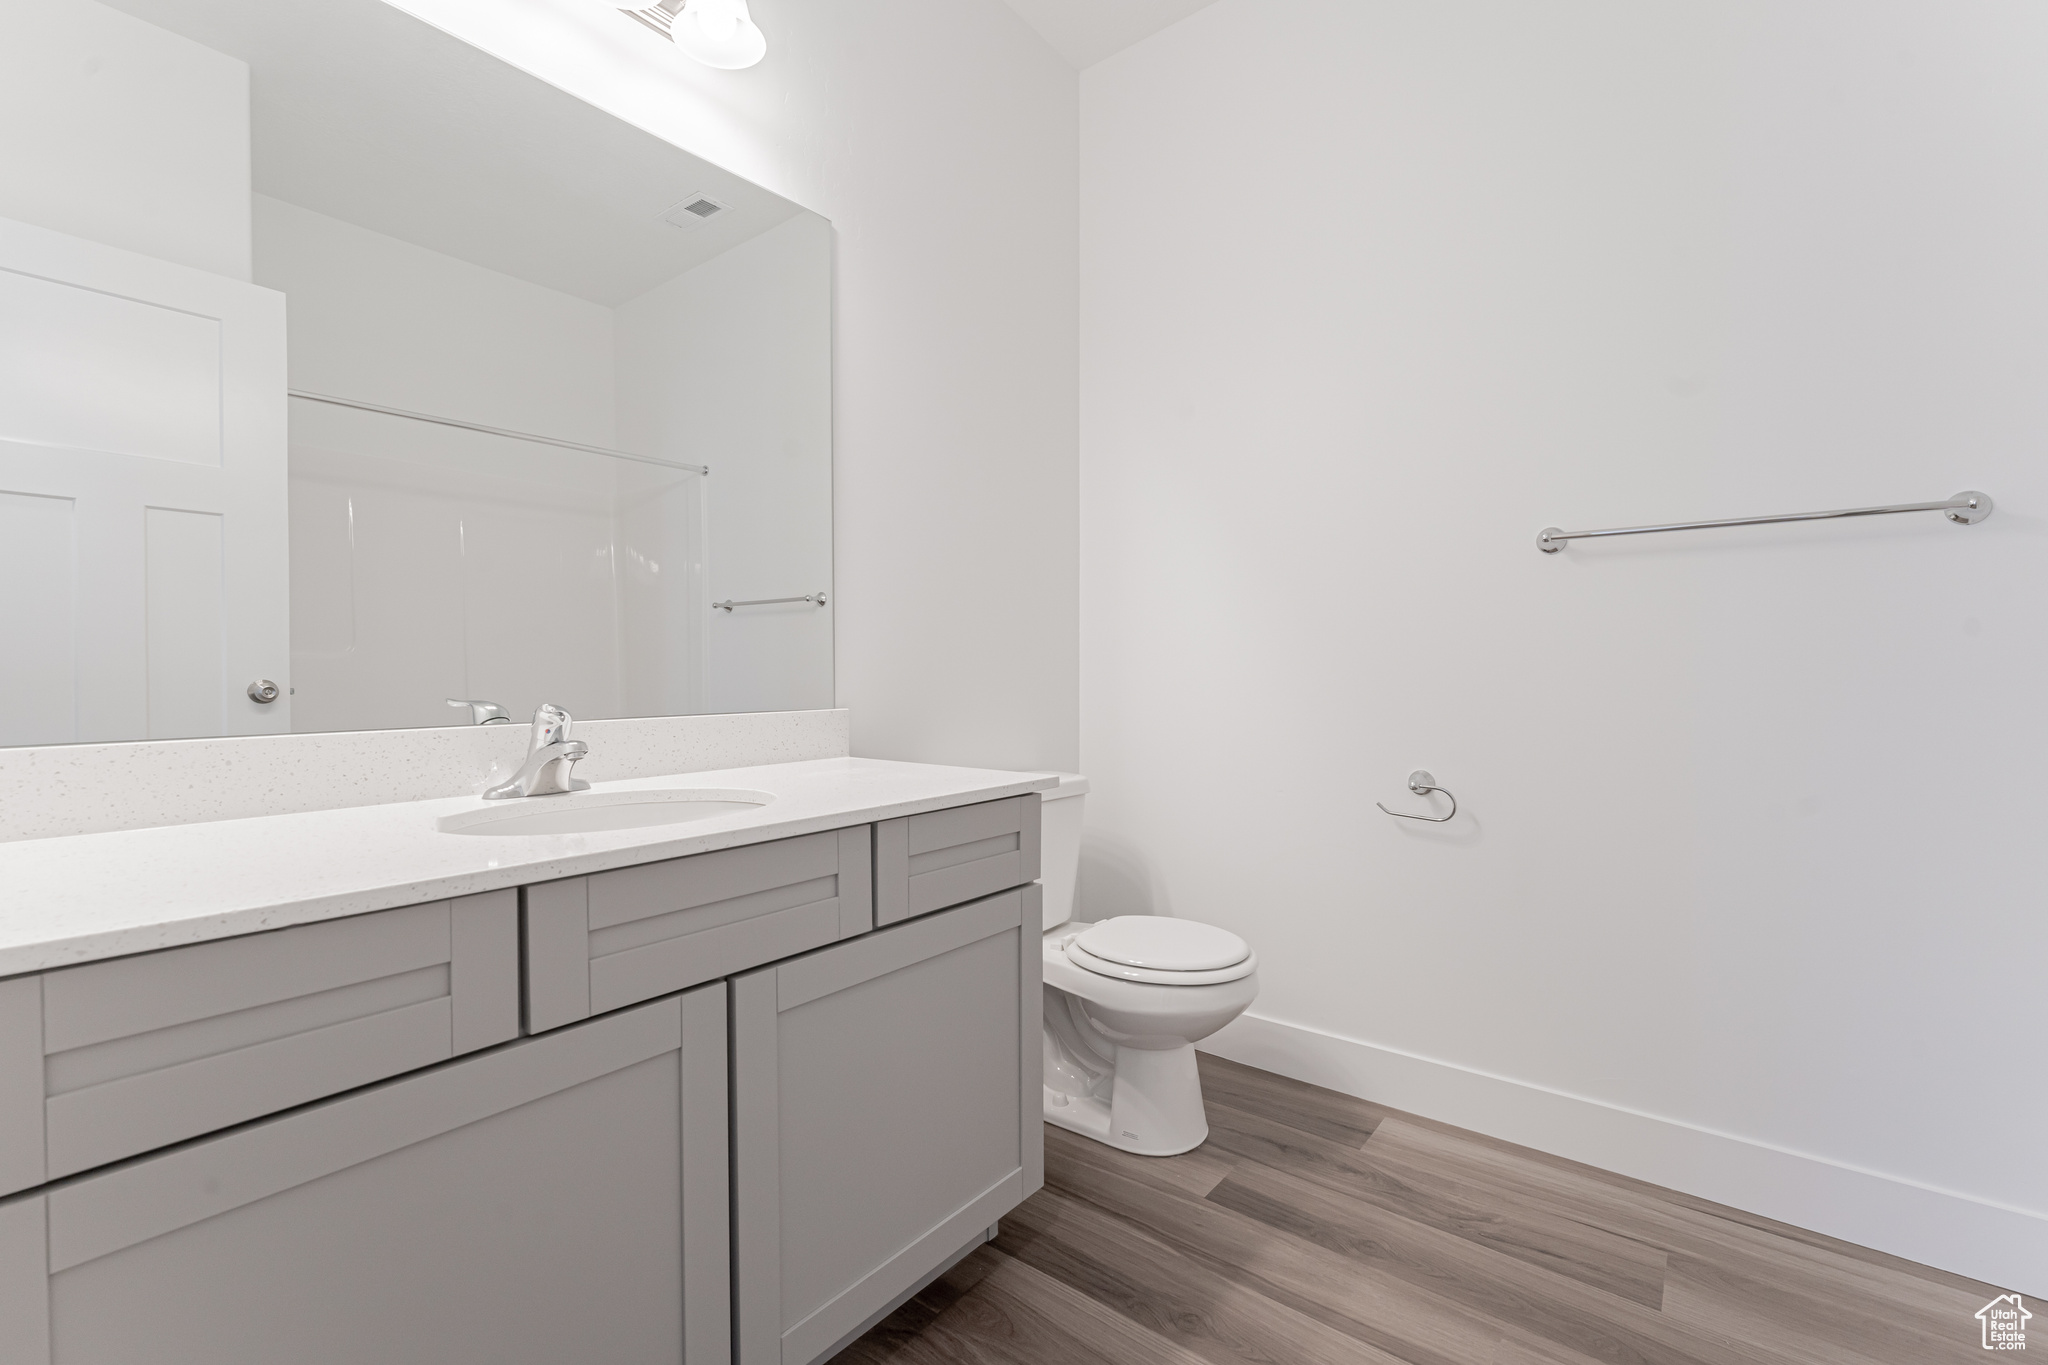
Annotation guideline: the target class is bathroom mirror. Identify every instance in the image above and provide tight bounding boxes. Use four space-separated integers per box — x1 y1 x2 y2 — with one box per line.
0 0 831 746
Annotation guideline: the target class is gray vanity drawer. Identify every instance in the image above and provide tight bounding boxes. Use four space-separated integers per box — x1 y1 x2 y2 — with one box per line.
874 795 1041 927
524 827 873 1035
0 891 519 1195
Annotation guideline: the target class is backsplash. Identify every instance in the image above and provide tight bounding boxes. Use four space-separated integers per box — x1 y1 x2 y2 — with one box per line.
0 708 850 842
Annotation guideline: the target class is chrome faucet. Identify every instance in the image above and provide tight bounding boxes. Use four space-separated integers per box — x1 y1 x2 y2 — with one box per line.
484 703 589 799
447 698 512 725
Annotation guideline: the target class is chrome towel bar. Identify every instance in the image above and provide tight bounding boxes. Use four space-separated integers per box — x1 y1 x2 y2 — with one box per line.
1537 490 1991 553
713 592 828 612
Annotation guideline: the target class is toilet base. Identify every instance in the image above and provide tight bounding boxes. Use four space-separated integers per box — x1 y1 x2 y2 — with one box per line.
1043 1041 1210 1157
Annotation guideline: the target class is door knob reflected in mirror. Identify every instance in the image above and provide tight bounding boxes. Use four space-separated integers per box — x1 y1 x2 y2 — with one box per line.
247 679 281 704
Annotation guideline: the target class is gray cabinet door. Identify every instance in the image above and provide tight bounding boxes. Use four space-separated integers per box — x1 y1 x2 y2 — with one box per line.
0 986 730 1365
732 885 1043 1365
873 794 1040 926
526 826 873 1034
0 890 518 1195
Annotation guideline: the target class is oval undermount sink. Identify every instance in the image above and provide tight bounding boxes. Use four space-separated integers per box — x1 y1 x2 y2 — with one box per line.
437 788 775 837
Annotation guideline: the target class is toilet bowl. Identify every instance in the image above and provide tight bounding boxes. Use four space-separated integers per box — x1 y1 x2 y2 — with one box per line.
1035 775 1258 1157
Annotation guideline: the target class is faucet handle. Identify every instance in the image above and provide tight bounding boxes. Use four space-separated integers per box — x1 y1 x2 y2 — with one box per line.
530 702 573 752
447 698 512 726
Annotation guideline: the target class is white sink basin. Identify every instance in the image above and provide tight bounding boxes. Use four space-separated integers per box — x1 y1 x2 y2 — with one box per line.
437 788 774 836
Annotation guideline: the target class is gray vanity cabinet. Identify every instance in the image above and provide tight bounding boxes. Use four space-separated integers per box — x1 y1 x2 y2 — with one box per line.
873 794 1040 926
0 889 519 1197
525 826 873 1034
731 884 1043 1365
0 985 731 1365
0 787 1051 1362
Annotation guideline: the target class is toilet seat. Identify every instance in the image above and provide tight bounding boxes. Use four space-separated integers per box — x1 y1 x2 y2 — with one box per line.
1064 917 1256 986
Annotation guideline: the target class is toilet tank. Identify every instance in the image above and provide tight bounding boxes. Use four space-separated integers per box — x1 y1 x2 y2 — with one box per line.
1036 773 1090 930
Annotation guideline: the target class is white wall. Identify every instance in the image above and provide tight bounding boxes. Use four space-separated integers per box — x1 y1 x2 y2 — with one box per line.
1080 0 2048 1289
0 0 250 279
617 213 833 716
387 0 1080 771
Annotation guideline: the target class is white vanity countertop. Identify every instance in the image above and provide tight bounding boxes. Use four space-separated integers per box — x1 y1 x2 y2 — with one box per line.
0 757 1057 976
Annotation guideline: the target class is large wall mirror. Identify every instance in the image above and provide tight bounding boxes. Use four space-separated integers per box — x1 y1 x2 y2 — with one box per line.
0 0 831 746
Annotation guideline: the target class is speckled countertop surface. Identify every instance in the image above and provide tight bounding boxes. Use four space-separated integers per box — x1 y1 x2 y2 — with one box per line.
0 757 1056 976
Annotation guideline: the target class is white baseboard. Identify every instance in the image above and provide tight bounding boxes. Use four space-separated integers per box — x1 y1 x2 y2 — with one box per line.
1199 1011 2047 1296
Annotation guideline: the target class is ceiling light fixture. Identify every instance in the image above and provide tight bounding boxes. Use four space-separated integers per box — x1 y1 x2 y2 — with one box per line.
614 0 767 69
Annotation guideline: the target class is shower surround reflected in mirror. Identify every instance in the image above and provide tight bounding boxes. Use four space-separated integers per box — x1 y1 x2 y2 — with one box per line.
273 191 833 734
0 0 831 746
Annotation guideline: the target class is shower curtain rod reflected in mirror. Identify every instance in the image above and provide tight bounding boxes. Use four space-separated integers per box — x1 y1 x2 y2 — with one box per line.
288 390 710 475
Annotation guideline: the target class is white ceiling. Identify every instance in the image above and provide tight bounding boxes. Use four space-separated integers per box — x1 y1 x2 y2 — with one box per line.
99 0 806 305
998 0 1223 69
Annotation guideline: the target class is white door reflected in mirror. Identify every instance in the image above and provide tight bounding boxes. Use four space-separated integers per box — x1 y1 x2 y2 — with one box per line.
0 220 291 747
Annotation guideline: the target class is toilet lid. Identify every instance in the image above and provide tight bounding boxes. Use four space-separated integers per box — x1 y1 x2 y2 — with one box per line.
1073 916 1250 972
1065 939 1258 986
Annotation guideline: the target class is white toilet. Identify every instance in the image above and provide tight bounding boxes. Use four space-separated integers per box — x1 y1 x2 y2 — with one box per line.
1036 774 1258 1156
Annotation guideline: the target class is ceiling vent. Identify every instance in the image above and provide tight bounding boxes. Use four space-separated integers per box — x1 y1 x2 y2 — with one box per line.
661 194 729 230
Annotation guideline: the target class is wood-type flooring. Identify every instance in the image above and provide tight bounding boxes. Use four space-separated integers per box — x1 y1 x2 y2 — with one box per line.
833 1053 2028 1365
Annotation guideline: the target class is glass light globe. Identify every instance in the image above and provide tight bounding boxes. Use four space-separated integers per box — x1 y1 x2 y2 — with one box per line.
692 0 740 40
674 0 766 68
